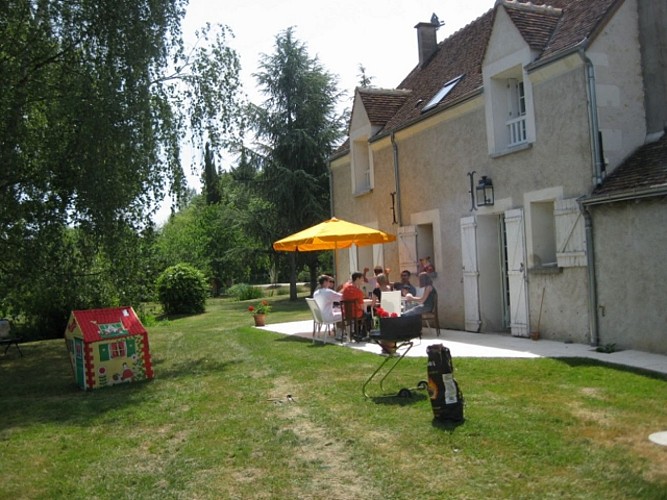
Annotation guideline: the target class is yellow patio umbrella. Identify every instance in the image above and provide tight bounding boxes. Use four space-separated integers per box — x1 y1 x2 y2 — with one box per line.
272 217 396 252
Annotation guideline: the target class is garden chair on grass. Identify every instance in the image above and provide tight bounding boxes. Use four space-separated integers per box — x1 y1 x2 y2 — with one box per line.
0 319 23 357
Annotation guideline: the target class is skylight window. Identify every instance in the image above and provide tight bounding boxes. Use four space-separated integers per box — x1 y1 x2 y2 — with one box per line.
422 75 463 112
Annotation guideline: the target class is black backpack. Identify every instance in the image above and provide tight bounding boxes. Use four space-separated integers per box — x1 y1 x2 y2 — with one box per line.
426 344 464 422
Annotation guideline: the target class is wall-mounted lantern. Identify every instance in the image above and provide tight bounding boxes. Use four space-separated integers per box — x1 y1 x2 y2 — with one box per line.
475 175 494 207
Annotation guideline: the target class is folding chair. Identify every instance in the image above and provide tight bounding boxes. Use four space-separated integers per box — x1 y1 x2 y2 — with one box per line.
0 319 23 357
340 300 365 342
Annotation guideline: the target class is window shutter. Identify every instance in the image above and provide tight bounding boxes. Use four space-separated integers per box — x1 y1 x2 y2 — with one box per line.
348 247 358 277
505 208 530 337
555 198 587 267
460 216 481 332
373 244 384 270
398 226 418 274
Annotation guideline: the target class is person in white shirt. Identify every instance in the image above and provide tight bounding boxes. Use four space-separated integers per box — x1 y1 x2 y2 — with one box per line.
313 274 342 323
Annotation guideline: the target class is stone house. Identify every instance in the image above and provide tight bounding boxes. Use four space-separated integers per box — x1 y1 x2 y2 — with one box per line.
328 0 667 353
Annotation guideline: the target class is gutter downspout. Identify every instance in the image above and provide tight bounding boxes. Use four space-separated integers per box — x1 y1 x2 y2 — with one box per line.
578 45 601 346
327 159 334 217
578 199 599 347
579 46 604 187
391 132 403 226
328 160 338 281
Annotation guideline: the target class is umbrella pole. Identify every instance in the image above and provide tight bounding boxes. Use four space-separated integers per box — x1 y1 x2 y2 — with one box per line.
334 242 338 284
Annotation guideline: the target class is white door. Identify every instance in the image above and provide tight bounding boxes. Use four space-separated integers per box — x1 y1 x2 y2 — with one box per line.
460 216 481 332
504 208 530 337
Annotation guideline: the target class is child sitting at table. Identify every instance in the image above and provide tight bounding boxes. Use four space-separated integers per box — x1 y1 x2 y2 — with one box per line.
341 272 371 339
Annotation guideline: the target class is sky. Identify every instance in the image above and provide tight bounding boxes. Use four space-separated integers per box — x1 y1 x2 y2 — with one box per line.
155 0 493 223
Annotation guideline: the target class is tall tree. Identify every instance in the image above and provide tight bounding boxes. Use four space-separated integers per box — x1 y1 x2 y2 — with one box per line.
202 142 221 205
156 171 271 295
357 64 375 88
0 1 243 335
251 27 344 299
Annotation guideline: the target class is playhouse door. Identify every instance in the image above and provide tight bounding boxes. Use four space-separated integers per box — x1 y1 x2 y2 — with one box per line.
74 338 86 388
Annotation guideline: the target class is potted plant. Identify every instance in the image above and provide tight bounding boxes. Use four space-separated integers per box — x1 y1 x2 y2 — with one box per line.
248 300 271 326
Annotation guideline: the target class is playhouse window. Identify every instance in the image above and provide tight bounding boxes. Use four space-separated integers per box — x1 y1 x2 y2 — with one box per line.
110 341 127 358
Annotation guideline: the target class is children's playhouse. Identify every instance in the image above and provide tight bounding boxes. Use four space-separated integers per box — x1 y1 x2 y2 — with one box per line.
64 307 154 390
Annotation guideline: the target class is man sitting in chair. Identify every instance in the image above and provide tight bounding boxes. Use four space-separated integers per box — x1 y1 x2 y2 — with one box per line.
313 274 342 324
400 269 417 296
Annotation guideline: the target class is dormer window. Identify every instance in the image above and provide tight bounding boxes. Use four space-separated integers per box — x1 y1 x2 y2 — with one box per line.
422 75 463 112
484 64 535 155
352 137 372 195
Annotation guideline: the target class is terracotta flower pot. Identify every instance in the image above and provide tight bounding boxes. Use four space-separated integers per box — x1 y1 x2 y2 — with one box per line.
253 314 266 327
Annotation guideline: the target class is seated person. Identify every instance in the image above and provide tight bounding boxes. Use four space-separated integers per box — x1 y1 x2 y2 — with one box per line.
341 272 371 338
371 273 392 306
313 274 342 324
403 272 437 317
400 270 417 296
364 265 390 291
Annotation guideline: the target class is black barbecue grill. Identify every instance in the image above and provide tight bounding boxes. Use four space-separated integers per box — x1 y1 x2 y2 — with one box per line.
362 314 426 398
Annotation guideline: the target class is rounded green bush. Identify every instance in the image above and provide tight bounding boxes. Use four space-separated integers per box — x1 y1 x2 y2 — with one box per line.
156 263 208 315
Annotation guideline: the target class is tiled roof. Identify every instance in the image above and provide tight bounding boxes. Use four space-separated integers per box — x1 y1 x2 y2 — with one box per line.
357 88 411 126
591 132 667 198
337 0 620 154
537 0 622 61
384 10 494 131
504 2 562 51
69 307 146 343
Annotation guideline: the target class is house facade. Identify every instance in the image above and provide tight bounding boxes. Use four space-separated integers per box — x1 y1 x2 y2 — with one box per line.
329 0 667 353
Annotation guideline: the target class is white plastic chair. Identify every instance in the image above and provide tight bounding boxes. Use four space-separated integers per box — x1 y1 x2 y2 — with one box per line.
305 298 336 344
381 290 402 317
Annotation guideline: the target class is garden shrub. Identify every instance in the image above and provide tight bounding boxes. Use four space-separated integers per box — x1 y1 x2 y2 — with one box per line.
156 263 208 315
227 283 264 301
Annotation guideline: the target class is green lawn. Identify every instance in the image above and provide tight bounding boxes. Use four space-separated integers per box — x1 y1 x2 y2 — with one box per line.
1 296 666 499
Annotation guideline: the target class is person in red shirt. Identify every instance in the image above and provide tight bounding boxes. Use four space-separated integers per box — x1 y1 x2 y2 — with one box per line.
341 272 369 340
341 272 365 317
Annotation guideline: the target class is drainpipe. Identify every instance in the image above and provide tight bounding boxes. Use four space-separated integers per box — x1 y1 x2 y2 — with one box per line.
579 200 599 347
327 159 334 217
391 132 403 226
578 45 601 346
579 46 604 187
328 159 338 280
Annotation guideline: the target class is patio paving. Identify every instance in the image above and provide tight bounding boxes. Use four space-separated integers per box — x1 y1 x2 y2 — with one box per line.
259 320 667 376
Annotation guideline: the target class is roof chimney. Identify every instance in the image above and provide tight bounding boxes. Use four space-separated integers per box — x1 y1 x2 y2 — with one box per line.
415 13 443 67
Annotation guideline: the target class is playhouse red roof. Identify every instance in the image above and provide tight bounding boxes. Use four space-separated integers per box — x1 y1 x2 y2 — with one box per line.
68 307 147 343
